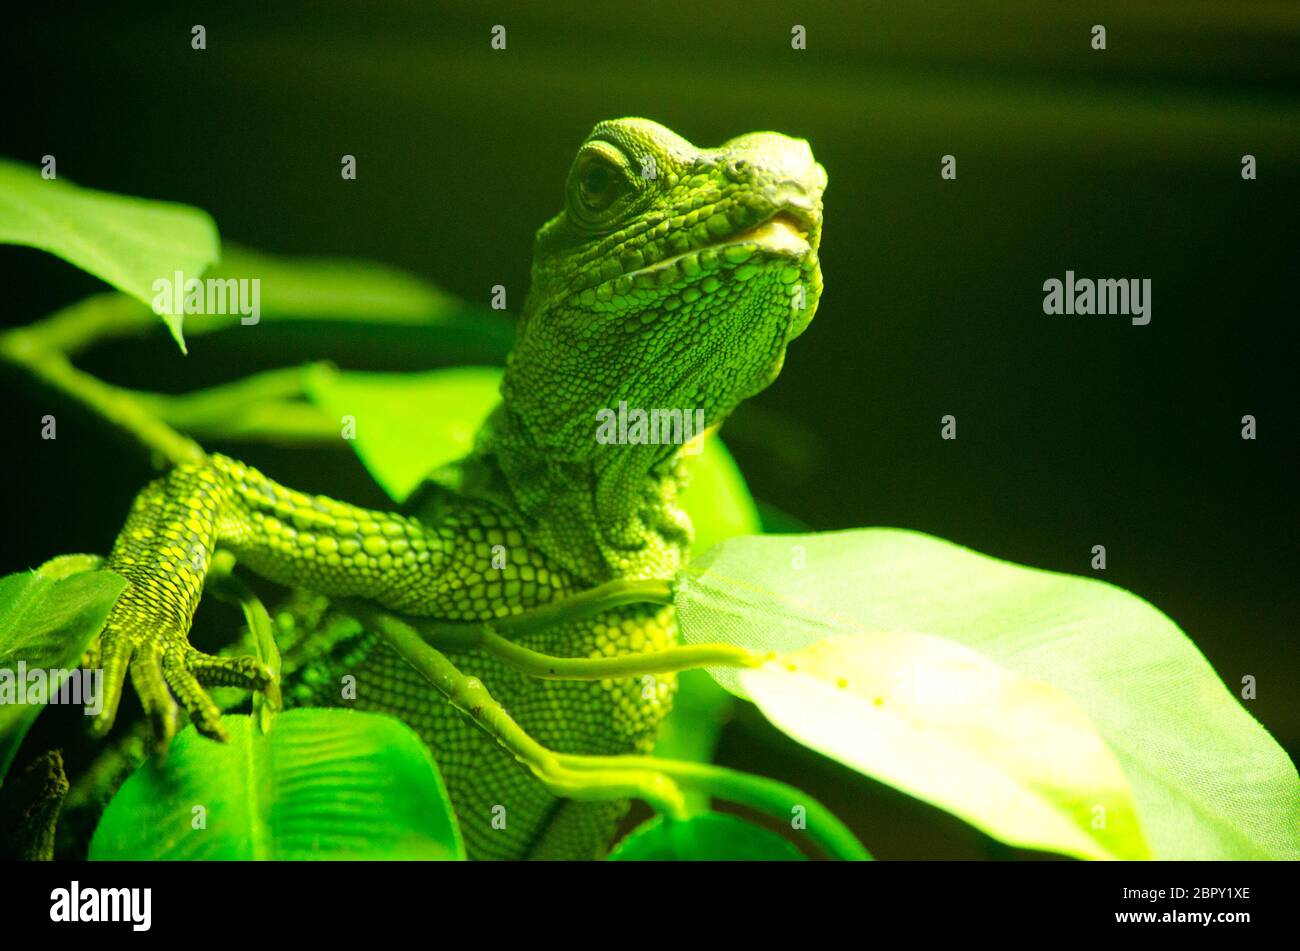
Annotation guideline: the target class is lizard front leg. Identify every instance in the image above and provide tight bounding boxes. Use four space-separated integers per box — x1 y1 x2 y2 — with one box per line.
92 453 567 749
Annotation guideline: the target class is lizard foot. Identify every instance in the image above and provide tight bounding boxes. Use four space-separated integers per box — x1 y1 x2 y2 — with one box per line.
89 594 272 751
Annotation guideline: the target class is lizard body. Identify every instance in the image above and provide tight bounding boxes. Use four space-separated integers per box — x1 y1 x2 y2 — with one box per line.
90 118 826 858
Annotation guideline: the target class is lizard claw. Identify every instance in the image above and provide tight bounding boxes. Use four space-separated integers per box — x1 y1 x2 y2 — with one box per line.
129 642 182 752
88 634 133 740
88 599 275 751
164 648 274 743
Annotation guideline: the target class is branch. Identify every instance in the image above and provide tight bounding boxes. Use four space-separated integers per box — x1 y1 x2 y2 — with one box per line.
133 364 339 445
0 295 202 467
0 295 338 461
0 326 203 467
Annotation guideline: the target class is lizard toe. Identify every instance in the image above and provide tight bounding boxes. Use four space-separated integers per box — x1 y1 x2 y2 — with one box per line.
163 651 230 742
130 642 181 753
188 651 274 692
87 632 134 739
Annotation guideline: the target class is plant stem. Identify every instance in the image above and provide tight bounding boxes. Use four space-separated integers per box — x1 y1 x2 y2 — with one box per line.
0 326 202 467
560 754 872 861
13 293 156 357
417 578 674 642
352 601 689 818
206 550 284 729
134 364 338 444
400 578 768 679
479 631 765 680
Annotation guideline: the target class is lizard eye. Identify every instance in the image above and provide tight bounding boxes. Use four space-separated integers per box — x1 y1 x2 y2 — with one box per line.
567 146 633 226
582 162 616 203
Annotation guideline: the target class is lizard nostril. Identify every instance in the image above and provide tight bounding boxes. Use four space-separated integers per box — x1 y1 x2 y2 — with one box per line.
724 158 749 182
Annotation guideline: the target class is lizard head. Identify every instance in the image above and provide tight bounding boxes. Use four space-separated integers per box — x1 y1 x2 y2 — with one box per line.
504 117 826 456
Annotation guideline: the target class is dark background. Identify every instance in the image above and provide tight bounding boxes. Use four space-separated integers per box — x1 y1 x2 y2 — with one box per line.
3 1 1296 858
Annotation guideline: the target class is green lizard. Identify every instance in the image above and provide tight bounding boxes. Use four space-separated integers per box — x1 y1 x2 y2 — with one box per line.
87 118 826 859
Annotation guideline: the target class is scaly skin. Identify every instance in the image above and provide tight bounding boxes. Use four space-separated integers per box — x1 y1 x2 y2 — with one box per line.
90 118 826 859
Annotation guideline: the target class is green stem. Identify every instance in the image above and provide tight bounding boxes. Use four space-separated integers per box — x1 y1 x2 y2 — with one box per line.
205 551 283 729
478 631 765 680
348 601 688 818
418 578 673 643
133 363 341 444
561 754 871 861
10 293 156 357
154 399 338 444
0 328 202 467
0 293 343 451
357 599 865 858
10 292 262 356
399 578 766 680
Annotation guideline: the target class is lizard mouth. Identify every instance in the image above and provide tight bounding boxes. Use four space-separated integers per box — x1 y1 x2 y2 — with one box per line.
727 210 813 256
604 206 818 289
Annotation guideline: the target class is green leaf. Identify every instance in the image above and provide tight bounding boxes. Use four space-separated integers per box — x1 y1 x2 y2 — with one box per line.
89 709 464 860
305 365 761 554
0 563 127 782
608 812 804 861
210 244 512 350
27 553 105 580
756 500 811 534
0 158 218 351
743 634 1146 860
304 365 503 502
678 437 761 556
675 529 1300 860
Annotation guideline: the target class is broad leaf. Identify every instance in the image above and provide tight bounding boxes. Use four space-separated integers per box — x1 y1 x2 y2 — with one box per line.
203 244 513 352
608 812 804 861
741 634 1145 860
0 158 218 351
0 562 126 781
756 500 810 534
675 529 1299 860
89 709 464 860
304 365 502 501
677 435 761 554
305 366 759 556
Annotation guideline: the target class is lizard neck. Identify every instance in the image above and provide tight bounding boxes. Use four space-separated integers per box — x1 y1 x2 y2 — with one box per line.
473 397 692 585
